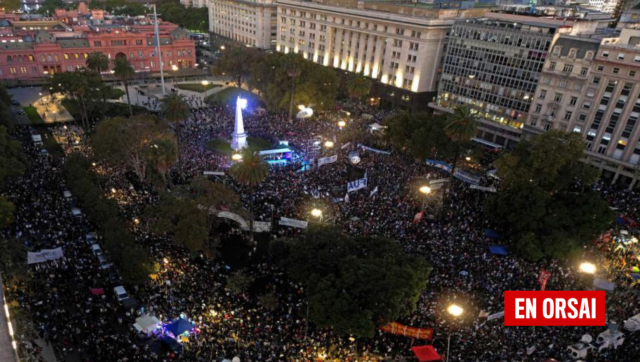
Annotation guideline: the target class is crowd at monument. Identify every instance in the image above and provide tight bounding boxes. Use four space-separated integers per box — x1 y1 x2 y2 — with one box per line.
2 98 640 362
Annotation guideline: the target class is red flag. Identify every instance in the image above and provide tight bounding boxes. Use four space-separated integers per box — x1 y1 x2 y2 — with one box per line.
413 211 424 223
537 270 550 291
90 288 104 295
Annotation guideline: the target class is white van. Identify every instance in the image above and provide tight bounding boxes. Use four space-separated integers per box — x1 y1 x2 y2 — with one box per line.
114 286 128 302
91 244 101 256
567 342 593 360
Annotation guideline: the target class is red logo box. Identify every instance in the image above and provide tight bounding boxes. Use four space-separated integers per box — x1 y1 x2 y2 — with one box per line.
504 291 605 326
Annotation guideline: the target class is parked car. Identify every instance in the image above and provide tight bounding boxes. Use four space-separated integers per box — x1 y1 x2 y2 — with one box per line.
114 286 129 302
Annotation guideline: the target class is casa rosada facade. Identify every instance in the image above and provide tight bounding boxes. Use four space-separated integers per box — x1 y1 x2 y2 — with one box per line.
0 20 196 80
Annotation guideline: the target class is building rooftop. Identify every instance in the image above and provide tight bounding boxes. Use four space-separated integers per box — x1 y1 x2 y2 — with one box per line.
552 35 601 57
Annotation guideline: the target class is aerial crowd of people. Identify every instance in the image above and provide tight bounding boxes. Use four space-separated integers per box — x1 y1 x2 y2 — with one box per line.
2 94 640 362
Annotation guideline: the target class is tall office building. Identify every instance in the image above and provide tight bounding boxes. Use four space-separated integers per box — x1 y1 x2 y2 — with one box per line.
431 13 610 148
274 0 486 111
208 0 277 49
526 29 640 187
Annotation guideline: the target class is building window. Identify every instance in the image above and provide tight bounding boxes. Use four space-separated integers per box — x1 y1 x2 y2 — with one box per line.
613 67 620 74
554 93 563 102
630 70 636 77
64 53 69 60
559 80 567 88
539 90 546 99
578 113 587 122
618 53 625 60
602 51 609 58
136 40 143 46
94 41 102 47
549 61 556 70
564 111 572 120
570 96 577 106
562 64 573 73
597 65 604 71
580 67 588 75
583 101 591 109
592 77 601 84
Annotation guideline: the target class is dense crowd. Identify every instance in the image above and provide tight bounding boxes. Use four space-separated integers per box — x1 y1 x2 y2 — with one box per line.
2 99 640 362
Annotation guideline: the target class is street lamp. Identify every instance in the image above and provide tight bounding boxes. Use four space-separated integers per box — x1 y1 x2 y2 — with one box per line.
220 45 226 50
446 304 464 362
465 156 471 162
311 208 322 218
338 120 346 128
231 153 243 161
579 262 596 274
201 80 210 86
419 185 431 212
324 141 334 148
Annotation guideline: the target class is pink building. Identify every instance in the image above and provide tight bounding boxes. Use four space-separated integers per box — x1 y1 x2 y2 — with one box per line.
0 19 196 80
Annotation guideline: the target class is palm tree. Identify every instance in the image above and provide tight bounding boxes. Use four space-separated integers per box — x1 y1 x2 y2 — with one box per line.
444 106 478 180
86 51 109 74
113 57 135 117
86 52 109 102
229 148 269 241
346 72 372 103
160 93 190 123
160 93 190 172
147 138 178 188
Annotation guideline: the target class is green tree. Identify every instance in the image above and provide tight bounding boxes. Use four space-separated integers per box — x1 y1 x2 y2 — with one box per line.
146 178 242 255
147 137 178 188
272 227 431 338
258 292 279 310
113 57 135 117
0 125 25 184
485 131 614 261
0 196 15 229
229 148 269 241
160 93 190 123
345 72 372 103
86 51 109 74
36 0 65 14
0 0 21 12
444 106 478 177
49 70 103 127
92 115 173 181
214 46 258 88
385 113 455 160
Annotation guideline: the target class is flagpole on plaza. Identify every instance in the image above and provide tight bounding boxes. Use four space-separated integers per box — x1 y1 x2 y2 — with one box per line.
153 3 166 95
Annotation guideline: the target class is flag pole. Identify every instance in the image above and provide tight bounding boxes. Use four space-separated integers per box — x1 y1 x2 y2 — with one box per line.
153 3 166 95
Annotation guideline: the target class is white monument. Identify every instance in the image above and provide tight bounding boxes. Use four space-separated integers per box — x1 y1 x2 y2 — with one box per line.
231 97 248 150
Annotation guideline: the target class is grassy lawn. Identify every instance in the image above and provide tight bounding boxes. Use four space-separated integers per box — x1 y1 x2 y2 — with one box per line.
23 106 44 125
106 88 126 100
175 83 221 93
206 87 262 107
62 99 150 121
207 137 273 155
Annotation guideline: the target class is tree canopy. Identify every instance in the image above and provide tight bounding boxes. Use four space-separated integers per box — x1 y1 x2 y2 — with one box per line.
271 227 431 338
92 115 174 182
384 113 455 160
485 130 614 261
145 178 242 255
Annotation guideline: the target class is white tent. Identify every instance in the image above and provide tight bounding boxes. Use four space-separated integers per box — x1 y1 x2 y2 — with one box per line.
32 134 43 145
133 315 161 336
368 123 385 132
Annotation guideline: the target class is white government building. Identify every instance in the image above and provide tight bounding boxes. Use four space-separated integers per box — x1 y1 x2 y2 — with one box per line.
208 0 486 111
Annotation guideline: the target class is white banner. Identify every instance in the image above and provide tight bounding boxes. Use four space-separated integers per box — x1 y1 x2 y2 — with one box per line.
203 171 225 176
279 217 308 229
28 247 64 264
253 221 272 233
357 144 391 155
526 346 536 355
487 311 504 321
341 142 351 150
470 185 497 193
317 155 338 168
347 178 367 193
